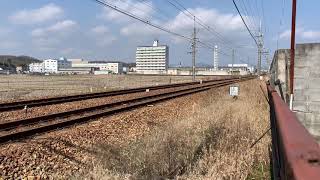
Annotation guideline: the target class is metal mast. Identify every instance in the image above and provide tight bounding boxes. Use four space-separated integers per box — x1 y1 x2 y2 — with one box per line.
289 0 297 109
232 49 235 75
213 45 219 71
192 16 196 81
257 21 263 75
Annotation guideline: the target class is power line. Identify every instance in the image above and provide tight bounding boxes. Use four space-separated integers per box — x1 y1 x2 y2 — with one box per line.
261 0 267 34
232 0 259 47
165 0 236 49
91 0 192 41
165 0 258 62
91 0 232 56
239 0 257 33
136 0 173 22
92 0 259 63
119 0 170 22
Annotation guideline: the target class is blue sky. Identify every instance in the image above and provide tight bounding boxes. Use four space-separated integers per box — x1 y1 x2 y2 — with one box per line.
0 0 319 68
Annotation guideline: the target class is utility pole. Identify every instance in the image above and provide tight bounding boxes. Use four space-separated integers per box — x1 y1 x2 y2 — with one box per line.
257 21 263 75
232 49 235 75
192 16 196 81
213 45 218 71
247 57 250 72
289 0 297 110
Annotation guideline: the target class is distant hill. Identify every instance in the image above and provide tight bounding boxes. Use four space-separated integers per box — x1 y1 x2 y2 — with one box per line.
0 55 40 68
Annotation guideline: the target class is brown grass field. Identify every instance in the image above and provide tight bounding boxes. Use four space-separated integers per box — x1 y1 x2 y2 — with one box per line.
0 75 270 179
71 79 271 180
0 74 227 102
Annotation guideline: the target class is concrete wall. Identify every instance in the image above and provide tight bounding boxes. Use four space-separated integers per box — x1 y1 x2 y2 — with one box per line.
270 49 290 103
293 43 320 139
270 43 320 140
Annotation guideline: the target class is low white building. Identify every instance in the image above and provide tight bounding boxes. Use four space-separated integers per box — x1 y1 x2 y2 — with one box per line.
103 62 123 74
29 57 71 73
43 59 58 73
71 59 123 74
29 63 44 73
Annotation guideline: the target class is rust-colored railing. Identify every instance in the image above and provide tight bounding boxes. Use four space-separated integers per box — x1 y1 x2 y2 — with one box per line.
267 84 320 180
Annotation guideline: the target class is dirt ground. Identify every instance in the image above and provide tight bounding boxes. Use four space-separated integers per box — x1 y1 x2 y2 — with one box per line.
0 74 229 102
0 78 270 179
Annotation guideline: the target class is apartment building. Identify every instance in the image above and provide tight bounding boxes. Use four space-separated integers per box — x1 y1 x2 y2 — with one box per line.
136 40 169 74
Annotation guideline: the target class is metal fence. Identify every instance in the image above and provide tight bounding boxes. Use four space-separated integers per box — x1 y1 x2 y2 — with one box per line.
267 84 320 179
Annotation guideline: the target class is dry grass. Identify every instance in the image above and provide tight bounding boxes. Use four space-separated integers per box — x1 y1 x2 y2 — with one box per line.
72 79 270 180
0 74 225 102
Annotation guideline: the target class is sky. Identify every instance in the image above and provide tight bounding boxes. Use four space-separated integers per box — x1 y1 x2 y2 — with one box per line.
0 0 319 68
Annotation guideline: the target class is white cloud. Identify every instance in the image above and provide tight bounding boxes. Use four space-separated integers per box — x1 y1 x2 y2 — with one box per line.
9 3 63 24
0 27 11 38
31 20 77 37
117 7 246 46
91 25 116 46
60 48 75 55
31 20 77 52
279 27 320 40
301 30 320 39
92 25 109 34
0 41 20 49
279 29 291 39
98 0 153 23
166 8 244 33
120 22 163 36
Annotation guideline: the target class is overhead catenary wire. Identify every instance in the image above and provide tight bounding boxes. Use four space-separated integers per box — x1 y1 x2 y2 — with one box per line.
232 0 259 47
91 0 235 57
261 0 267 34
92 0 192 41
92 0 260 64
239 0 258 33
168 0 259 63
117 0 171 22
135 0 174 22
165 0 237 50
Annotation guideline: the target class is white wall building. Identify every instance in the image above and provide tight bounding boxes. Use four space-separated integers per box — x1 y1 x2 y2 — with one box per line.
136 40 169 74
29 57 71 73
71 59 123 74
104 62 123 74
43 59 58 73
29 63 44 73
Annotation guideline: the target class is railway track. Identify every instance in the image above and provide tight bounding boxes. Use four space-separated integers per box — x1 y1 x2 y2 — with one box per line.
0 77 245 112
0 76 254 144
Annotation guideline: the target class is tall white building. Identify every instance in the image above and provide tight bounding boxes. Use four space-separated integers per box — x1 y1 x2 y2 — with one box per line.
136 40 169 74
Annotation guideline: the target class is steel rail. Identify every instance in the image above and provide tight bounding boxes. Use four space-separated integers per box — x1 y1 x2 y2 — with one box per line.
0 79 237 131
0 78 243 131
0 77 244 112
0 77 253 144
267 84 320 180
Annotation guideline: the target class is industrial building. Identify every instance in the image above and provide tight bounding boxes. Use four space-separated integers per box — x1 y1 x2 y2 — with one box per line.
29 58 123 74
29 62 44 73
166 65 251 76
70 59 123 74
29 57 71 73
136 40 169 74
